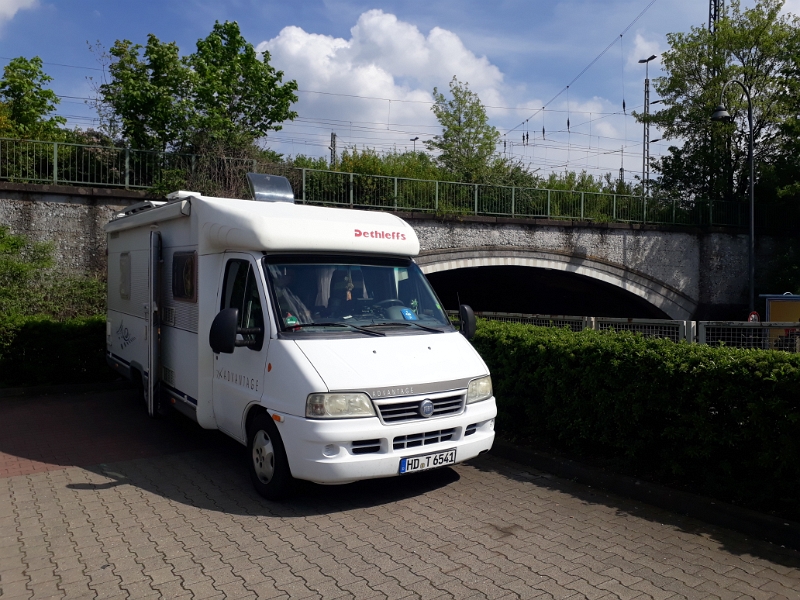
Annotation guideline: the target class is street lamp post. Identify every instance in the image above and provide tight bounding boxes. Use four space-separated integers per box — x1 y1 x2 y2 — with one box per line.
410 136 419 152
710 80 755 314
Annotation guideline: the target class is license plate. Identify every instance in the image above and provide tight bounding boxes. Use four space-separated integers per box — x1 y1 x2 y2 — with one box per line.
399 448 456 474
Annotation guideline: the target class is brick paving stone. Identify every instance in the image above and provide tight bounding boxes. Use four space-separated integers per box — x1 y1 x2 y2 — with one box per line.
2 391 800 600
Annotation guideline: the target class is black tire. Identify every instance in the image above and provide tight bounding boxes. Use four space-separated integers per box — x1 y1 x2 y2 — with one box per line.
133 371 147 408
247 413 295 500
133 371 162 418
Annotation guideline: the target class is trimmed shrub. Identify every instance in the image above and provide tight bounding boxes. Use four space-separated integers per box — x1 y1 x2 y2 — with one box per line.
472 319 800 516
0 315 114 387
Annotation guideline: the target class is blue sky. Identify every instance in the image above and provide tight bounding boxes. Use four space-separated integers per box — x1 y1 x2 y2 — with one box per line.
0 0 789 180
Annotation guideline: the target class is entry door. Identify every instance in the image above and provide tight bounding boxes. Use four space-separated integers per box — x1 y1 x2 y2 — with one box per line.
147 231 162 417
212 255 270 439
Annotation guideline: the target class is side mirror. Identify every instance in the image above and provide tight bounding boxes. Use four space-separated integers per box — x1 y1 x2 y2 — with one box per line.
459 304 476 340
210 308 239 354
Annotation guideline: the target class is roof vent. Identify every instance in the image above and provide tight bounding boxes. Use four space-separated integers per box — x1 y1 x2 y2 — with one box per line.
121 200 167 216
166 190 200 200
247 173 295 203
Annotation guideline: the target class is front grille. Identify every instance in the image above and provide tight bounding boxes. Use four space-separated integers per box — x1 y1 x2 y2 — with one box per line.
351 439 381 454
393 428 455 450
375 393 465 424
465 423 478 436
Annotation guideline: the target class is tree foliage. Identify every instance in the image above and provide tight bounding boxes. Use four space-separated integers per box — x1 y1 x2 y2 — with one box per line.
640 0 797 203
0 227 105 320
337 147 444 180
0 56 66 139
425 77 500 183
98 36 194 151
97 21 298 153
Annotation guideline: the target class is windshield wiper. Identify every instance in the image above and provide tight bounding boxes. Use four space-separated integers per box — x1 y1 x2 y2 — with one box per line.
366 321 445 333
292 322 385 336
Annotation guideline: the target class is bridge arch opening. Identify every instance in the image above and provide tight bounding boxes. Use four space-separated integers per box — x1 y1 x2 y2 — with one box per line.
416 249 696 319
426 265 670 319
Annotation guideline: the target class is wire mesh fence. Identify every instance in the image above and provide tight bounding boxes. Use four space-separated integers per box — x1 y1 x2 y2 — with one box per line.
698 322 800 352
449 310 799 352
459 311 588 332
0 137 795 230
594 317 687 343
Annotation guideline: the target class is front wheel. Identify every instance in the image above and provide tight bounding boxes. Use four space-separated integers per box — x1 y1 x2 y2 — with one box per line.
247 414 295 500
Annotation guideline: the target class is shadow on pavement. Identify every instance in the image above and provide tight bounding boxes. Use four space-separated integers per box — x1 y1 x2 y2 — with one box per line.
0 387 459 514
0 388 214 473
468 454 800 571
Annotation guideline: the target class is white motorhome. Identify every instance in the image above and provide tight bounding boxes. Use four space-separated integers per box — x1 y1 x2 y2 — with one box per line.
105 174 496 499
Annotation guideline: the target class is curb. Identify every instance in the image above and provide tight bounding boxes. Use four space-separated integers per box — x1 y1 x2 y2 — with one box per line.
490 439 800 552
0 380 130 399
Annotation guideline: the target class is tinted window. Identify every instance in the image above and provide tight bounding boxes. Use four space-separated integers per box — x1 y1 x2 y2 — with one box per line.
221 260 265 351
172 252 197 302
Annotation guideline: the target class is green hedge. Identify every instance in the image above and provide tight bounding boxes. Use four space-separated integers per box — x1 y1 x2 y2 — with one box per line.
0 315 115 387
472 319 800 516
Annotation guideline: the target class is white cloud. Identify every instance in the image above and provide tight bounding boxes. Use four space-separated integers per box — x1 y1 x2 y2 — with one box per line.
0 0 37 25
627 33 663 70
257 9 505 155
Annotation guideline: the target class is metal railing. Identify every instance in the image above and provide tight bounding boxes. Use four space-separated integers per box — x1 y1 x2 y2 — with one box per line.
453 310 799 352
0 137 795 230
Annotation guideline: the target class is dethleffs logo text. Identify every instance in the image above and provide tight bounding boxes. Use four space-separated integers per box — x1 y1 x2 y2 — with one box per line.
355 228 406 240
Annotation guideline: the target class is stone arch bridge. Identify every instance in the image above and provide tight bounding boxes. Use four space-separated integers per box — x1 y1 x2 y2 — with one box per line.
405 216 772 320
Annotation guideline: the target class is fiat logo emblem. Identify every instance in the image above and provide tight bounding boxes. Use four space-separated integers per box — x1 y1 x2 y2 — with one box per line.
419 399 434 418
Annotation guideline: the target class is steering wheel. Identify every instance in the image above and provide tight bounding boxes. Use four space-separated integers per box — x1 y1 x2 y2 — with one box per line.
374 299 405 308
372 299 405 317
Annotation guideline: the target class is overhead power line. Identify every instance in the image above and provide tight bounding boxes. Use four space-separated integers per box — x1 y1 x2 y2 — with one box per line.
504 0 659 137
0 55 103 71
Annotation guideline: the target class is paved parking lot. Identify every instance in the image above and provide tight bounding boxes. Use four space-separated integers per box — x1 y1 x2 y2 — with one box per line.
1 389 799 599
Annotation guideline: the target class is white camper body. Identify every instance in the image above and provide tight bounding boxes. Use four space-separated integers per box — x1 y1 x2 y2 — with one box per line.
105 186 496 496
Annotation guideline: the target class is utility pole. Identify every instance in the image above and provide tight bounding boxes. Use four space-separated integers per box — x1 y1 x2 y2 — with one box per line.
709 0 724 33
638 55 657 196
329 133 337 168
708 0 724 203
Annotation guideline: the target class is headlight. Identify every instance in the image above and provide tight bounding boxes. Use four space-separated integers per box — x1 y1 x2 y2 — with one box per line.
467 376 492 404
306 393 376 418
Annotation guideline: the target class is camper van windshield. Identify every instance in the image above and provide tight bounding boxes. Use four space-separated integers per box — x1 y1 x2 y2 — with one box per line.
263 256 452 333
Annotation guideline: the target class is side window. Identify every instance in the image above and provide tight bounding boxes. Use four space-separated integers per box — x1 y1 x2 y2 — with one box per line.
221 260 265 351
119 253 131 300
172 251 197 302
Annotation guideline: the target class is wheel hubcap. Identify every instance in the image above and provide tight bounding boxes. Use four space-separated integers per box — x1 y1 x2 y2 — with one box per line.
252 430 275 484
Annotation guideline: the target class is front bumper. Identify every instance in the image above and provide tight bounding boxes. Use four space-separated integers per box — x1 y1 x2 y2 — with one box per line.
274 397 497 484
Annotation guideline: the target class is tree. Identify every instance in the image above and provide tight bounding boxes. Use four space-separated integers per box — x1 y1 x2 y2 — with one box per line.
0 56 65 139
98 36 194 151
425 77 500 182
97 21 298 153
638 0 796 203
187 21 298 148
